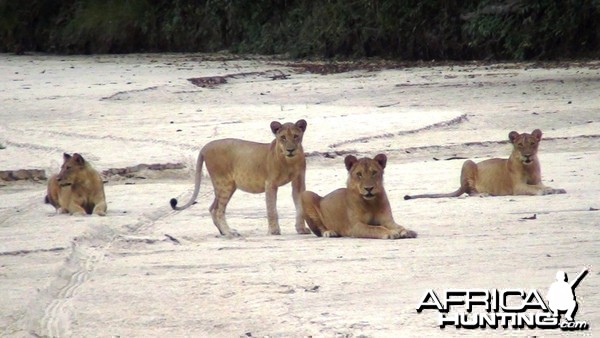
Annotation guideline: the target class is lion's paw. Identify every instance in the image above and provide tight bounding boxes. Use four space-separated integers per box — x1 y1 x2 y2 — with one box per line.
296 226 312 235
384 230 402 239
542 187 566 195
400 229 418 239
323 230 339 238
268 227 282 235
225 229 242 238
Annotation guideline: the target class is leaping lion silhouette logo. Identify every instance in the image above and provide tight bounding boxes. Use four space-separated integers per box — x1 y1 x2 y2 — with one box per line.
546 267 589 321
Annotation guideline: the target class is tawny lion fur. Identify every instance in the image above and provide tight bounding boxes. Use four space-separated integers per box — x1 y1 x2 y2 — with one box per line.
46 153 107 216
301 154 417 239
404 129 566 199
170 119 310 237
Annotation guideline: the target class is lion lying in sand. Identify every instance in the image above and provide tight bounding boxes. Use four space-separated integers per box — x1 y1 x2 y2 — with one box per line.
404 129 566 199
46 153 107 216
301 154 417 239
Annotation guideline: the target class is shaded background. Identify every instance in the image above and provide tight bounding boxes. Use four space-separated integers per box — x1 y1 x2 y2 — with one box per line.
1 0 599 59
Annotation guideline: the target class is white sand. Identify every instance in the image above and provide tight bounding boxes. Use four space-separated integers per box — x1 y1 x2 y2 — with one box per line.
1 54 599 337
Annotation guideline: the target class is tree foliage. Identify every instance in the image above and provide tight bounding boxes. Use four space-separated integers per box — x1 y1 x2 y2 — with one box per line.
0 0 598 59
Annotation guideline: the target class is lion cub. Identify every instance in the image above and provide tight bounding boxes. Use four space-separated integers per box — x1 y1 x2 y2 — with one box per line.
170 119 311 237
301 154 417 239
45 153 107 216
404 129 566 199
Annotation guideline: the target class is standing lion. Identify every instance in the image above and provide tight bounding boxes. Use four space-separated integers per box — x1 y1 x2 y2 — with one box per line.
170 119 311 237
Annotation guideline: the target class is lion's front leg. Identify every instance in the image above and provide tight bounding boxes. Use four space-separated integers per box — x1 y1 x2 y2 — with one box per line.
292 175 311 234
67 201 87 215
300 191 331 237
513 183 545 196
376 207 417 238
93 200 107 216
382 221 417 239
537 184 566 195
265 182 280 235
545 187 567 195
347 222 404 239
514 183 566 196
92 189 107 216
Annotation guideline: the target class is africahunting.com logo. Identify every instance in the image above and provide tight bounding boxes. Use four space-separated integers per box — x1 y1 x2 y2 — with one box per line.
416 268 590 331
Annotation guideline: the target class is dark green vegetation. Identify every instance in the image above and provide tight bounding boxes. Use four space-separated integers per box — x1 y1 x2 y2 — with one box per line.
1 0 599 60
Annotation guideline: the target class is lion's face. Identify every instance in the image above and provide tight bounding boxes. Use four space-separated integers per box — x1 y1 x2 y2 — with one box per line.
57 153 86 185
270 119 307 159
509 129 542 165
345 154 387 201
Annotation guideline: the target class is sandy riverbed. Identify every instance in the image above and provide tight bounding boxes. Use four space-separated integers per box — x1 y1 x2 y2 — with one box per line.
1 54 599 337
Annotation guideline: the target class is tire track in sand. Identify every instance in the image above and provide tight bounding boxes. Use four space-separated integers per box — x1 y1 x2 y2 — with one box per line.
40 239 103 338
28 205 176 337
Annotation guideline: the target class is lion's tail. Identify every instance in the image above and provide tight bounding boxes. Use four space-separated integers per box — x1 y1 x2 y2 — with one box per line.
404 186 466 200
170 151 204 211
45 194 60 208
306 204 325 237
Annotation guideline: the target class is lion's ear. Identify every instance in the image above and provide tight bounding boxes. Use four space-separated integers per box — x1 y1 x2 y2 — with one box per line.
344 155 358 171
295 119 307 132
374 153 387 169
508 131 520 143
532 129 542 141
63 153 72 161
270 121 282 134
72 153 85 165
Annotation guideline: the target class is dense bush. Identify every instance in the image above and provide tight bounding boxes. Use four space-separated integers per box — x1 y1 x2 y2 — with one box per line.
0 0 598 59
463 0 600 59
